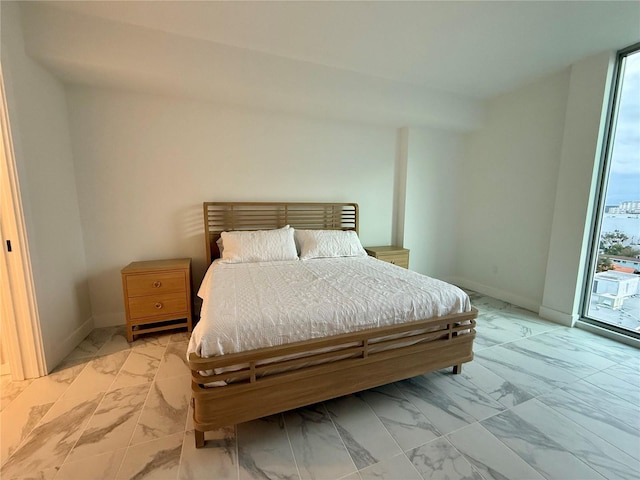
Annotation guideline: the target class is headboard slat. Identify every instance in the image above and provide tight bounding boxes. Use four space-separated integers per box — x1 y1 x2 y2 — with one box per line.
203 202 359 264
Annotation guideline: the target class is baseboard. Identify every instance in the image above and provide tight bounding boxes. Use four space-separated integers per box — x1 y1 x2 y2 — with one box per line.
46 316 95 371
448 277 540 314
93 312 126 329
538 306 578 327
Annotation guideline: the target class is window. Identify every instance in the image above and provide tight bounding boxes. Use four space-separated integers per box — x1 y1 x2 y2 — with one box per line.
583 43 640 337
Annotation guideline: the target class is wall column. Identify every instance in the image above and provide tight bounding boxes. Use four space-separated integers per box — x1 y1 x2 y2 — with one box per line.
392 127 409 247
539 51 615 326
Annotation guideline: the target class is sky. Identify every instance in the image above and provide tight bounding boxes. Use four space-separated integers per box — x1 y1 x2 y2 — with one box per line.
605 49 640 207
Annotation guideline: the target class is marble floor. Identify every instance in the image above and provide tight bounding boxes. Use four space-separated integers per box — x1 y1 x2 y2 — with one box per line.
1 293 639 480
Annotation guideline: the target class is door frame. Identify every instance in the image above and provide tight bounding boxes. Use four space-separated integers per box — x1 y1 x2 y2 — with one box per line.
0 65 47 380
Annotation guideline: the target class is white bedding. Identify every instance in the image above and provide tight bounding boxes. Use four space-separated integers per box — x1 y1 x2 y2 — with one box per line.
187 256 471 360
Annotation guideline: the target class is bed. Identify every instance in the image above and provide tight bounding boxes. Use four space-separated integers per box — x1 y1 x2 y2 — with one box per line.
188 202 477 447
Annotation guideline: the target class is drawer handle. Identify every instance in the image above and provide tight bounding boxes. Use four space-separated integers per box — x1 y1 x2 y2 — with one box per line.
155 302 163 309
153 281 162 288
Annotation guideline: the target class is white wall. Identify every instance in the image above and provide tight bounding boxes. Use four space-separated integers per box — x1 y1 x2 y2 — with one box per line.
65 87 397 326
453 70 571 311
1 2 92 371
402 127 465 280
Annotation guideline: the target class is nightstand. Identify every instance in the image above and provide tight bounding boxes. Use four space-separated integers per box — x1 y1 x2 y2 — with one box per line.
364 246 410 269
121 258 193 342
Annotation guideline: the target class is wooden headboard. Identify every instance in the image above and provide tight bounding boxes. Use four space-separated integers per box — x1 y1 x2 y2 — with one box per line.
203 202 359 264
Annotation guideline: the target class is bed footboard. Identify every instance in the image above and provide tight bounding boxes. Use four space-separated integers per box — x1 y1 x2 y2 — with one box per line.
188 308 477 447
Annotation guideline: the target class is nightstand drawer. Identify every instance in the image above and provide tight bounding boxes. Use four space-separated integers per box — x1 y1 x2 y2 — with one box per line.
364 246 410 269
128 292 188 320
376 253 409 268
126 272 186 297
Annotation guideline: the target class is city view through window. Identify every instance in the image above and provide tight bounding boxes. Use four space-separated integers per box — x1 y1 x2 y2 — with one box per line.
585 47 640 335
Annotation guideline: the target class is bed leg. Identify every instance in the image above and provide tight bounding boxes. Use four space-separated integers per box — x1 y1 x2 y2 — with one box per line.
195 429 205 448
453 363 462 375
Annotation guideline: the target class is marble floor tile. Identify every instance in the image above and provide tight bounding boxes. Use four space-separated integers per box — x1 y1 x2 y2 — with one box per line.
155 341 190 380
407 437 483 480
539 385 640 459
67 383 151 462
515 333 617 376
130 374 191 445
61 350 130 399
14 358 88 406
467 293 557 330
0 391 103 479
398 378 472 435
1 399 53 465
606 360 640 388
447 423 545 480
457 360 534 408
55 448 126 480
237 415 299 480
468 295 540 319
582 369 640 406
474 310 558 349
132 332 173 348
96 327 132 357
185 400 194 433
359 384 440 451
358 453 421 480
561 377 640 428
169 331 192 343
116 431 183 480
481 400 610 480
284 404 356 480
543 327 640 364
179 427 237 480
4 466 59 480
326 395 401 470
337 474 361 480
474 342 581 398
425 371 506 418
399 371 504 435
65 326 121 361
622 354 640 368
508 399 640 480
110 344 166 390
0 375 33 411
465 292 511 311
498 305 556 324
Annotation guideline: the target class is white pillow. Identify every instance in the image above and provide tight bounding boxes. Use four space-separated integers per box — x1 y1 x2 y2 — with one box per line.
219 226 298 263
295 229 367 260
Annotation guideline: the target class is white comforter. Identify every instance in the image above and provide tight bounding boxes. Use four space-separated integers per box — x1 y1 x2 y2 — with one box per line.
188 256 471 359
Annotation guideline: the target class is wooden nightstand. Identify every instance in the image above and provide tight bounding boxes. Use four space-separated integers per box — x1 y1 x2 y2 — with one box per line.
121 258 193 342
364 246 410 269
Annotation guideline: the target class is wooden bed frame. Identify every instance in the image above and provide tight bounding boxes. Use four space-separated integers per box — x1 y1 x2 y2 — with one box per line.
189 202 477 447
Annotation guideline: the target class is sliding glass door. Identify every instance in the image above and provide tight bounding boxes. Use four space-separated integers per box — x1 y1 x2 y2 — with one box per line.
583 44 640 337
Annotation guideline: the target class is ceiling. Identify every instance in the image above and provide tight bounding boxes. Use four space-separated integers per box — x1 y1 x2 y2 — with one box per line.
11 1 640 129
